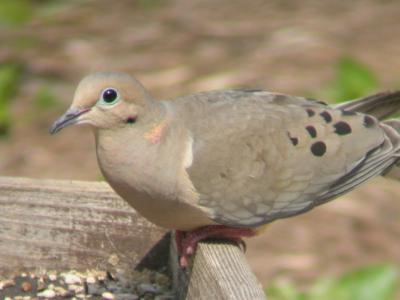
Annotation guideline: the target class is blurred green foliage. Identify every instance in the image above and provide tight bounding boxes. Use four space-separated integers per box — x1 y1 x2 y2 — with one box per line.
0 0 33 26
0 64 22 136
136 0 168 10
266 264 398 300
0 0 71 27
34 86 58 110
324 57 379 103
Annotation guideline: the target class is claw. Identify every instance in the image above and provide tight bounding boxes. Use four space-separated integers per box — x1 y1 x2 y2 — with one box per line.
175 226 256 268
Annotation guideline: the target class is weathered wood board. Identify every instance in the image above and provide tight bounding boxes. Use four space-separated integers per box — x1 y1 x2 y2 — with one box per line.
0 176 266 299
170 233 267 300
0 177 167 275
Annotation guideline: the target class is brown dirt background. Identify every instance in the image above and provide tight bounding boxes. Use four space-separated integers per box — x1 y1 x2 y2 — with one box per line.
1 0 400 290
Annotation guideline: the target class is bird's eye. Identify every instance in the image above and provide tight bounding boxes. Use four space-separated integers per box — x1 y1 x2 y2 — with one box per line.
99 88 119 105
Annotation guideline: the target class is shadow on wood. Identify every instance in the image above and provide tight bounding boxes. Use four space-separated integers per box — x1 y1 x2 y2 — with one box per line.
135 232 171 272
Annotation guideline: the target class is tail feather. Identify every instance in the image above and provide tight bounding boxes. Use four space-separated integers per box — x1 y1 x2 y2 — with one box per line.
335 90 400 120
337 91 400 180
383 119 400 132
381 119 400 180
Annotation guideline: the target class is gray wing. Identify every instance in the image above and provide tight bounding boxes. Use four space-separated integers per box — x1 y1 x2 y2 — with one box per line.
176 90 400 227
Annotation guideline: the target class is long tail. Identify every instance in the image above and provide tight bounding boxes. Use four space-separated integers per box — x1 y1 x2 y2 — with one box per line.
336 91 400 180
335 90 400 120
381 119 400 180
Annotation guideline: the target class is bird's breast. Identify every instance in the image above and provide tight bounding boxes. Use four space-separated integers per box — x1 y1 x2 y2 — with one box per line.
94 129 214 230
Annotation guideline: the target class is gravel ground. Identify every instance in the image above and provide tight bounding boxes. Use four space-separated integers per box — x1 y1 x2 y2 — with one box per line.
0 269 173 300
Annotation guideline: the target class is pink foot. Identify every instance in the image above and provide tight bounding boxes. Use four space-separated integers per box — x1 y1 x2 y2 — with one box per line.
175 225 256 268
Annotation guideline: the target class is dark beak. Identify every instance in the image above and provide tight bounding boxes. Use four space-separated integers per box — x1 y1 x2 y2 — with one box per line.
50 107 90 134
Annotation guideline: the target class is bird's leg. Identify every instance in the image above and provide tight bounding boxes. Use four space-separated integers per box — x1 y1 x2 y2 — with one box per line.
175 225 256 268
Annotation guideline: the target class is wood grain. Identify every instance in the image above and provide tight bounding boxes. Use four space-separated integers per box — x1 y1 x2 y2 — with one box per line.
170 233 267 300
1 176 266 299
0 177 167 275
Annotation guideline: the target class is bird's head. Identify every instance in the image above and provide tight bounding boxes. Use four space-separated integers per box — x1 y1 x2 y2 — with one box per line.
50 72 154 134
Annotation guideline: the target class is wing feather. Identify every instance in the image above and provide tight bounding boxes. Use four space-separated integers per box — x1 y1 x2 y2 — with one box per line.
175 90 400 227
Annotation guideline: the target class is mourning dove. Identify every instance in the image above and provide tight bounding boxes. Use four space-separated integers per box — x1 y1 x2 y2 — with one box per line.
51 72 400 267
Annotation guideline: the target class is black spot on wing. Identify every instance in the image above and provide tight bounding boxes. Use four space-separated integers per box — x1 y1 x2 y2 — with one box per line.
287 132 298 146
319 111 332 123
334 121 352 135
306 98 328 106
306 109 315 117
311 141 326 157
305 126 317 138
363 115 375 128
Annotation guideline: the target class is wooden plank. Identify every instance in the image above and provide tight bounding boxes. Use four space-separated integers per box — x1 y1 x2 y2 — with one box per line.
1 177 266 299
170 233 267 300
0 176 167 276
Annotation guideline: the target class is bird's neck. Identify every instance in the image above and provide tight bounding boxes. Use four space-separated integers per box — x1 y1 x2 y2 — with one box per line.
94 102 187 199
